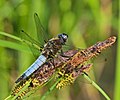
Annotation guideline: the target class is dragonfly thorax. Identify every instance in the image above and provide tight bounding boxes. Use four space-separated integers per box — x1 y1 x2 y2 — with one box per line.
41 33 68 58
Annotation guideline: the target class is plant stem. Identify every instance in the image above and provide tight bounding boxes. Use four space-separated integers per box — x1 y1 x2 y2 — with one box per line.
83 73 111 100
4 95 11 100
41 78 62 100
11 81 31 100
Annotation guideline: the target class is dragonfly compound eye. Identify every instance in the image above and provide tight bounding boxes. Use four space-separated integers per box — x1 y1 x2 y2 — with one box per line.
58 33 68 45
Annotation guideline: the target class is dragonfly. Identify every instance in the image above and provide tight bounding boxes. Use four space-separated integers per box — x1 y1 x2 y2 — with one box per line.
11 36 116 99
15 13 68 83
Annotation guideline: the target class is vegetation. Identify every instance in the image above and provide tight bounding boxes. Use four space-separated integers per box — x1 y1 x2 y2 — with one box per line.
0 0 118 100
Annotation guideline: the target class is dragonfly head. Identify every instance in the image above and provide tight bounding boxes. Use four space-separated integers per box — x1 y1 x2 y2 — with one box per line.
58 33 68 45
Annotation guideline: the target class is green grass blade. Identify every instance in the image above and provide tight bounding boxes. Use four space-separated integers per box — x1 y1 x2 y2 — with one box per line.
0 32 22 41
0 31 40 50
4 95 11 100
12 81 31 100
114 21 120 100
41 78 62 100
83 73 111 100
0 39 30 52
40 73 111 100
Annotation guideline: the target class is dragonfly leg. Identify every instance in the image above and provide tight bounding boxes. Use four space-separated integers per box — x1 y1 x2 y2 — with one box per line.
60 50 72 59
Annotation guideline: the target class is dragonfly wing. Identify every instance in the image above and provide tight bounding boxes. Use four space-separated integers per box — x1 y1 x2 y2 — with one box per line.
20 30 43 57
34 13 50 43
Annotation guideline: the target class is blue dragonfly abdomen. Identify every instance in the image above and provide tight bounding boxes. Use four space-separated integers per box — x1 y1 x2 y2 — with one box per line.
15 55 46 83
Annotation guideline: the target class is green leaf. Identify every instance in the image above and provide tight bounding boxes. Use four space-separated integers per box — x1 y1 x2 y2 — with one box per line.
0 39 30 52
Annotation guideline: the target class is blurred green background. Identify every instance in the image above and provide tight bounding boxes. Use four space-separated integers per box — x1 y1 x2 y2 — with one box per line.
0 0 119 100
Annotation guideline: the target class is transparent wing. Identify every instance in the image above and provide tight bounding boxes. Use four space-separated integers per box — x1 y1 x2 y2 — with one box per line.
20 30 43 57
34 13 50 43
